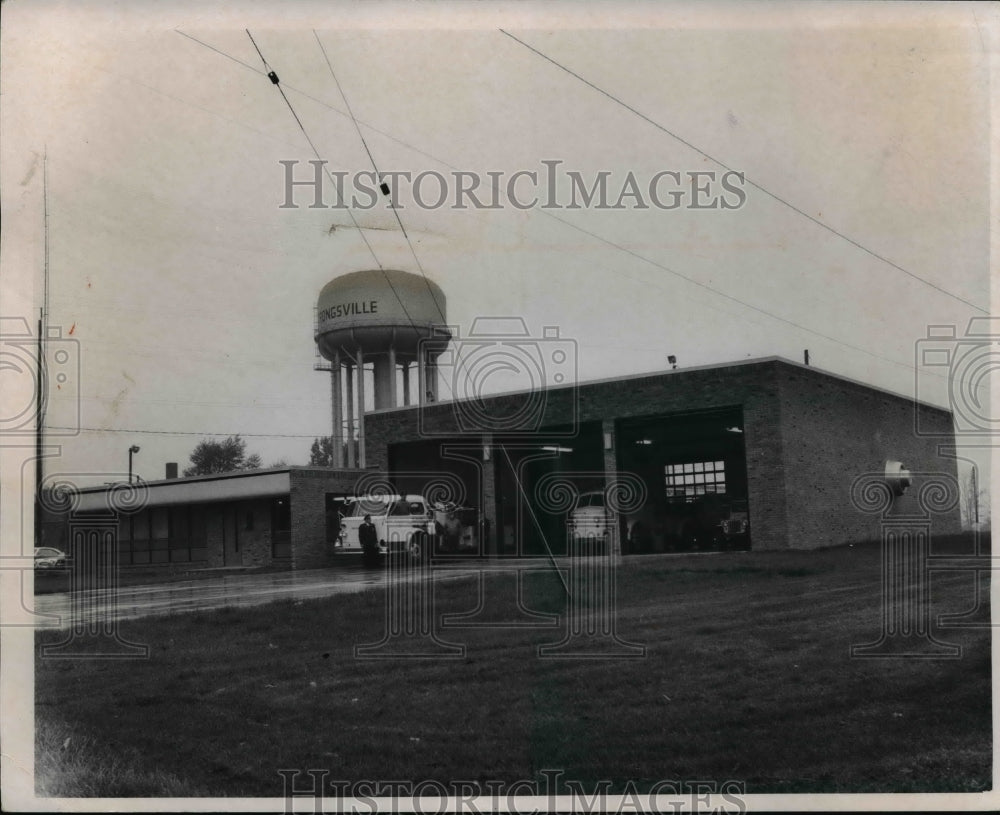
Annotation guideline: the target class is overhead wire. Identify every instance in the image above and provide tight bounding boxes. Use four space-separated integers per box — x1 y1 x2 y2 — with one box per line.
46 425 326 438
175 29 965 395
498 28 988 317
313 30 449 329
244 29 383 273
244 29 455 407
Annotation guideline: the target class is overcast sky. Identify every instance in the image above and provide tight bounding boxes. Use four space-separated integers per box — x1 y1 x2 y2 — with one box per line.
2 1 993 493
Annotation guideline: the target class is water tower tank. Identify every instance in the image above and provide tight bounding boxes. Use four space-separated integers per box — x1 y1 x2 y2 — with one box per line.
315 269 451 468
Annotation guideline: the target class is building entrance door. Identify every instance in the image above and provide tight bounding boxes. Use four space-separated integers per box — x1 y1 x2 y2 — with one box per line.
222 504 240 566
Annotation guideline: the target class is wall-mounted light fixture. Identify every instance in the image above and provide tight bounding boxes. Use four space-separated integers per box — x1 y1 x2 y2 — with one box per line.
885 460 912 496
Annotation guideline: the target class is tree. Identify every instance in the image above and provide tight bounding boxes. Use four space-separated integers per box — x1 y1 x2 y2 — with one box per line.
183 435 262 477
963 468 988 529
309 436 335 467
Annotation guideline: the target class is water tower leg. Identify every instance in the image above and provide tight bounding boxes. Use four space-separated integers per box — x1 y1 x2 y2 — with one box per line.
345 362 356 468
388 345 398 408
427 356 437 402
331 354 344 468
417 348 427 406
357 346 367 469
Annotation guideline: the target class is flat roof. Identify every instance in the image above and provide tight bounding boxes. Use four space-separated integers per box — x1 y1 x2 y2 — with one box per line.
75 465 368 494
72 466 370 512
369 355 951 417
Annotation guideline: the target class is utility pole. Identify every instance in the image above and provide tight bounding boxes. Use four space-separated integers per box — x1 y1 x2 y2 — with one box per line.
35 150 49 544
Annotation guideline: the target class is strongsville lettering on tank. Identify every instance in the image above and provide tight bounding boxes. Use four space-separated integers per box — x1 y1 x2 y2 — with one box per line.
319 300 379 322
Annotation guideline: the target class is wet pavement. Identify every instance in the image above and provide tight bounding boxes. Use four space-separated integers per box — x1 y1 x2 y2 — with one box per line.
31 558 565 630
33 564 451 630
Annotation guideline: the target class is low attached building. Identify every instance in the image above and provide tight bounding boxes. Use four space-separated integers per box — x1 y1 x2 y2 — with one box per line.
70 467 367 570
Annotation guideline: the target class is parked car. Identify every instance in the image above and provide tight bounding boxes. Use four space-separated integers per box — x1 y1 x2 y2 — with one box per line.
34 547 67 570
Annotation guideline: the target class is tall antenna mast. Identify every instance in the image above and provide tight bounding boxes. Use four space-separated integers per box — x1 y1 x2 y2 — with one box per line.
43 148 50 332
35 149 49 540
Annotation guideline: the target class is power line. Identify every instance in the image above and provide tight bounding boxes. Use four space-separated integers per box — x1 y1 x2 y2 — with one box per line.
175 30 260 73
313 31 381 185
541 208 935 380
175 29 965 391
313 30 449 327
244 30 455 403
498 28 989 317
46 426 326 438
92 60 304 153
244 29 384 272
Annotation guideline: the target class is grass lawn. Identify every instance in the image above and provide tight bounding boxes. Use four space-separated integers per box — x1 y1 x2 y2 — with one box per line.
35 536 991 797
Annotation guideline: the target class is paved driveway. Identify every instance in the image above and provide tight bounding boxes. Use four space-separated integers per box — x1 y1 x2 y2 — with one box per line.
31 559 561 630
32 564 449 630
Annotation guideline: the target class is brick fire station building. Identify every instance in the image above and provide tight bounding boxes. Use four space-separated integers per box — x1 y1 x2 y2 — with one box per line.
57 357 960 569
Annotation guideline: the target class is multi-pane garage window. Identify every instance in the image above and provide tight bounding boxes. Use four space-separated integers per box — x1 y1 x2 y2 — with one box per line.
665 460 726 499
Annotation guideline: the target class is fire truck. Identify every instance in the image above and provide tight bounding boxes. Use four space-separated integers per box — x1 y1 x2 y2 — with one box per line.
336 494 485 559
336 494 437 558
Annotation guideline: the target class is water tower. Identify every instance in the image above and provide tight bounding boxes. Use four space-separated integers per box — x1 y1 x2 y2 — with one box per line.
314 269 451 468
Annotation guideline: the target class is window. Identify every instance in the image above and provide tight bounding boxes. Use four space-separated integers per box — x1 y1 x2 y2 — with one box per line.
576 492 605 509
151 507 170 540
245 511 254 531
665 460 726 500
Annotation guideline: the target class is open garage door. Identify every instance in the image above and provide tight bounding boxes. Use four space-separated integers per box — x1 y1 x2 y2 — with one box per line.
387 439 489 555
616 407 750 553
492 422 605 557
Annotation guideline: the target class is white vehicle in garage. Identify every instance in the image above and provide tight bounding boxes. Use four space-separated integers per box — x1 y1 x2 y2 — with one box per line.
337 494 437 559
566 490 616 545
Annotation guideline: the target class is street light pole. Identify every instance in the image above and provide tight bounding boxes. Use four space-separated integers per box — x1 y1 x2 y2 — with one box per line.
128 445 140 484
